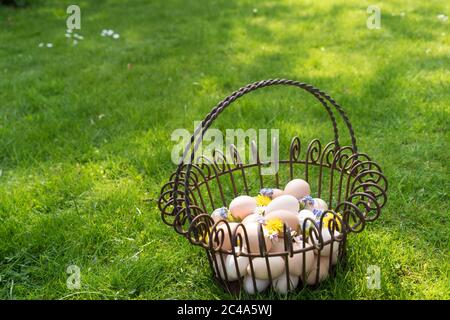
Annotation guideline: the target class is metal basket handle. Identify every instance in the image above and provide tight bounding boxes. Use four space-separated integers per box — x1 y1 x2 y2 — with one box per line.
173 79 358 225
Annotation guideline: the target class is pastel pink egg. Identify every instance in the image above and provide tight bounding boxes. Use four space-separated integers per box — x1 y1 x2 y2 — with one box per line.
229 195 257 220
265 194 299 214
239 222 272 254
264 209 299 235
284 179 311 200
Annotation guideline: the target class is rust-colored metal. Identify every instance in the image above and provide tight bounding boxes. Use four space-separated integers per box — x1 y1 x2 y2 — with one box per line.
157 79 388 294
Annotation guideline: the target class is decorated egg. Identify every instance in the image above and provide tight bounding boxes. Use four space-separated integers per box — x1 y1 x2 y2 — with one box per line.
229 195 257 220
265 195 299 214
247 256 285 280
243 275 270 294
265 210 299 235
297 209 316 232
284 179 311 200
303 255 330 285
223 248 250 281
272 274 299 294
239 222 272 254
212 222 238 251
288 242 315 277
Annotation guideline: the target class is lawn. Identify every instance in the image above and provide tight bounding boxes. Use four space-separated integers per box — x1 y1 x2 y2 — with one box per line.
0 0 449 300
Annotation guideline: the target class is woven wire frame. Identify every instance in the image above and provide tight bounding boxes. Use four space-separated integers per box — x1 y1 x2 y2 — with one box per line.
158 79 388 294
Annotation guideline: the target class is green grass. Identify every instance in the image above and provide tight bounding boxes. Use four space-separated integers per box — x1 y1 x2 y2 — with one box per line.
0 0 449 299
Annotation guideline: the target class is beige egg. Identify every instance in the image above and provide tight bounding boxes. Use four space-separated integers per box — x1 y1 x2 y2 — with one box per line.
288 242 315 277
239 222 272 254
269 238 290 253
229 195 257 220
241 213 263 225
303 255 330 285
311 228 340 257
271 188 285 199
284 179 311 200
223 249 250 281
272 274 299 294
243 275 270 294
297 209 316 231
247 256 285 280
305 198 328 211
212 222 238 251
265 195 299 214
265 210 299 235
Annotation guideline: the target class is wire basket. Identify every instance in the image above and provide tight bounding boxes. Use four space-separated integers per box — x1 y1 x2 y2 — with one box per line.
158 79 388 294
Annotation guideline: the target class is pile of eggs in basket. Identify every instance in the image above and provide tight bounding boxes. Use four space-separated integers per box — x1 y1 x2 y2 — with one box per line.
210 179 343 294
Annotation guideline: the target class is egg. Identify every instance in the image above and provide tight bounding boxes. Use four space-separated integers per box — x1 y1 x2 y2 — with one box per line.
247 256 286 280
223 249 250 281
303 255 330 285
212 253 226 279
297 209 316 231
265 210 299 235
243 275 270 294
311 228 340 257
212 222 238 251
269 238 290 253
239 222 272 254
271 188 285 199
305 198 328 211
211 207 229 223
284 179 311 200
241 213 264 225
265 195 299 214
272 274 299 294
229 195 257 220
288 242 315 277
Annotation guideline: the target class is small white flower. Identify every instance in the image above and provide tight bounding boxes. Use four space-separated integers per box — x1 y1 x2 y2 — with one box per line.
66 29 73 33
107 29 114 36
252 8 258 14
38 42 44 47
437 14 448 22
78 35 84 40
113 33 120 39
46 43 53 48
65 33 72 38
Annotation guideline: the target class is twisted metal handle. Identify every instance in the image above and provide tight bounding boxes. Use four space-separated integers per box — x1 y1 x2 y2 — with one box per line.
173 79 358 224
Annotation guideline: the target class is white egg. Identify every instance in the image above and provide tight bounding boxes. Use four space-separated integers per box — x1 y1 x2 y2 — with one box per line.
223 250 250 281
272 274 299 294
265 194 299 214
247 256 285 280
311 228 340 257
229 196 257 220
284 179 311 200
297 209 316 231
211 207 229 223
303 255 330 285
288 242 315 277
243 275 270 294
305 198 328 211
